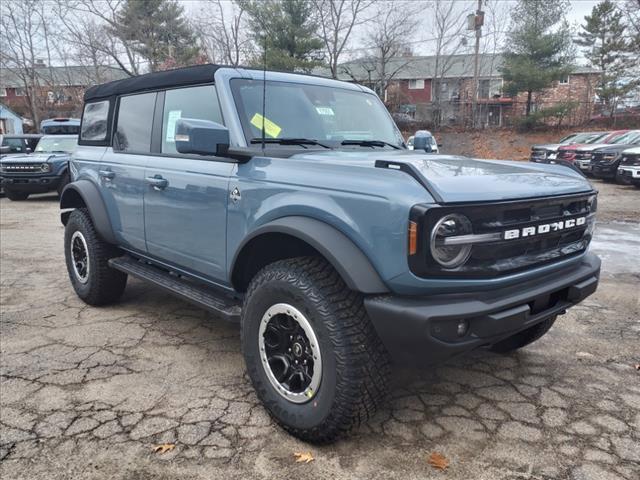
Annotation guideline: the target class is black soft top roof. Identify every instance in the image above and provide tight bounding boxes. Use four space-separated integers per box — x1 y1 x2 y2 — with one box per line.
84 64 221 101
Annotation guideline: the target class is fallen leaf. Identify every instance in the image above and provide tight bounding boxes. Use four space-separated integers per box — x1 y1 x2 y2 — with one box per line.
428 452 449 470
293 451 314 463
152 443 175 454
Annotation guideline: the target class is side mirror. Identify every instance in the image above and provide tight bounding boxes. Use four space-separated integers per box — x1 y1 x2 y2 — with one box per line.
175 118 229 156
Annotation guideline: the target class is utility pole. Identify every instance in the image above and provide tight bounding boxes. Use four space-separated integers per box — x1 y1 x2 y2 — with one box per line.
471 0 483 128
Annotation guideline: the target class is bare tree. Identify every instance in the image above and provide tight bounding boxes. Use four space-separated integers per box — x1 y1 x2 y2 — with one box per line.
312 0 374 78
429 0 470 125
0 0 59 126
355 2 420 100
193 0 251 66
63 0 142 76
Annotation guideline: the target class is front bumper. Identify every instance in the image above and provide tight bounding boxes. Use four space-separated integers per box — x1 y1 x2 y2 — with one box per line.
617 166 640 184
576 159 592 172
591 163 618 178
365 253 600 365
0 174 62 193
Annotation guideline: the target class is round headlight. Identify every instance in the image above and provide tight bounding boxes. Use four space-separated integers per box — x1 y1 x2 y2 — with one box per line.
430 214 473 268
41 163 51 172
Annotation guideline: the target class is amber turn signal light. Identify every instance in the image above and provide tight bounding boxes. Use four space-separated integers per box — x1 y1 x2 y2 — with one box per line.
408 221 418 256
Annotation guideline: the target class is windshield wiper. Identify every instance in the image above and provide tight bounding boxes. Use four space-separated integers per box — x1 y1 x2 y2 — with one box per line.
340 139 401 150
250 138 332 149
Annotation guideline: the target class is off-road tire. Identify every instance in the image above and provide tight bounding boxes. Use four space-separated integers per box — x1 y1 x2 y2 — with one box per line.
241 256 390 443
64 208 127 305
489 315 557 354
5 190 29 201
57 171 70 197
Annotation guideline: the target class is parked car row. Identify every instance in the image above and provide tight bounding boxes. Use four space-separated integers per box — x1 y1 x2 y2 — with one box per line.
0 130 77 200
530 129 640 188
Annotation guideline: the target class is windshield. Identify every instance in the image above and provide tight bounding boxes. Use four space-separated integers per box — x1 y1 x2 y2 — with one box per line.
611 131 640 144
35 136 77 153
585 133 608 144
230 79 403 148
559 133 577 143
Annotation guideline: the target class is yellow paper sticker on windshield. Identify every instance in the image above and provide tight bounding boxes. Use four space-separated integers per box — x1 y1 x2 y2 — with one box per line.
250 113 282 138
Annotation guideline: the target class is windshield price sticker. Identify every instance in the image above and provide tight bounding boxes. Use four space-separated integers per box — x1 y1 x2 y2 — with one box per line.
250 113 282 138
166 110 182 142
315 107 335 116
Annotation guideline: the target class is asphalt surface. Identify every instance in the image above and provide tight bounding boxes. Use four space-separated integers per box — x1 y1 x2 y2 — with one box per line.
1 179 638 480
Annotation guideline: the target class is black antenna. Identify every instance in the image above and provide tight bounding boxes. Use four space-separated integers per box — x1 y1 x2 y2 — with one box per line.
261 31 267 152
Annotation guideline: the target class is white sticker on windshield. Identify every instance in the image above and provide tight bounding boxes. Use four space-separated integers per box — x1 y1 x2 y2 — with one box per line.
166 110 182 142
315 106 335 116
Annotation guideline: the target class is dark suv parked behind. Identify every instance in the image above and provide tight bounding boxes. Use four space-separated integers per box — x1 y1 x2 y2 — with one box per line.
60 65 600 442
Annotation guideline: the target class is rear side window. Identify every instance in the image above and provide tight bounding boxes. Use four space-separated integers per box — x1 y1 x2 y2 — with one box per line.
115 93 156 153
80 101 109 141
161 85 223 154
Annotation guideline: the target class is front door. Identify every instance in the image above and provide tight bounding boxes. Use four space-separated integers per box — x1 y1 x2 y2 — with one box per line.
100 92 158 252
143 84 232 282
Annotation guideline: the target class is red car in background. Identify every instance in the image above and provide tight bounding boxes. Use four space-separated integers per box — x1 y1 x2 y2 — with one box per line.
556 130 629 163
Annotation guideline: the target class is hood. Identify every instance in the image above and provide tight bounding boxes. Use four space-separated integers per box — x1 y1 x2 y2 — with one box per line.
592 143 638 154
532 144 562 151
290 151 593 203
558 143 589 152
0 152 70 163
575 143 621 152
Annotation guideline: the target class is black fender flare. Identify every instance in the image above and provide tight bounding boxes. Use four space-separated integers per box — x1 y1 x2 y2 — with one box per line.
59 180 116 244
231 216 389 294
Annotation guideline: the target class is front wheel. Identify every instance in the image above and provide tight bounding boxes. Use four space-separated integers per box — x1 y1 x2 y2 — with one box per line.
241 257 390 443
489 315 557 353
64 208 127 305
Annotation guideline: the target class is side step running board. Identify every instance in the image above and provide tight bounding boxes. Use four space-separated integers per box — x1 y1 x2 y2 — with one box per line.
109 256 241 322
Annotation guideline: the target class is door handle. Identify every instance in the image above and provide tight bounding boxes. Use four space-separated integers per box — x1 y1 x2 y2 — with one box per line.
146 175 168 191
99 170 115 180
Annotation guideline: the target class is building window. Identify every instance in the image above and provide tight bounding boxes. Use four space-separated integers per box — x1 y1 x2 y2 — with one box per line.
0 88 6 97
14 87 26 96
559 75 570 85
408 79 425 90
479 78 503 99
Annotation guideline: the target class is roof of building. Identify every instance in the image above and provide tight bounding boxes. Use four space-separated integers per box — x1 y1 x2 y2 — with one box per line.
84 64 221 101
0 65 129 88
323 53 600 82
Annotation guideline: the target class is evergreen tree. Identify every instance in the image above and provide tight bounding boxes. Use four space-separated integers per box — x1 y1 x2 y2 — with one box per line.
112 0 200 72
500 0 575 116
577 0 638 116
241 0 324 72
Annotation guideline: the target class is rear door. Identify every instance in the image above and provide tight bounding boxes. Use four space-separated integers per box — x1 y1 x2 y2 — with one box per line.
143 84 233 282
99 92 157 252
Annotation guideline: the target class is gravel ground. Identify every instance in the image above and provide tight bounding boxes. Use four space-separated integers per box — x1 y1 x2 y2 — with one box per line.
1 178 638 480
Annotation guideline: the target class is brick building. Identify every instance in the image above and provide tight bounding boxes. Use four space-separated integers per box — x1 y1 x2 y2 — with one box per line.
333 53 600 127
0 64 127 125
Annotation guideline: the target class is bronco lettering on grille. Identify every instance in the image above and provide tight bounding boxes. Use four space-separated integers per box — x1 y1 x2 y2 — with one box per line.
503 216 586 240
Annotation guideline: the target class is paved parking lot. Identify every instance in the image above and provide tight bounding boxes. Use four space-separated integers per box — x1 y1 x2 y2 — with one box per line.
1 179 638 480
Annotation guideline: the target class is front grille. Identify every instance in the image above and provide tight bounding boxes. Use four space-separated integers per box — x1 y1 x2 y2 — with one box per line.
574 152 592 160
530 149 548 161
620 154 640 167
1 163 44 173
409 193 596 278
557 150 574 160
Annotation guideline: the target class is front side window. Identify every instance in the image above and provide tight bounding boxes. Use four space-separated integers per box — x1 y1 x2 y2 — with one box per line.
161 85 223 154
81 100 110 141
231 79 403 148
35 136 77 153
115 93 156 152
2 138 26 153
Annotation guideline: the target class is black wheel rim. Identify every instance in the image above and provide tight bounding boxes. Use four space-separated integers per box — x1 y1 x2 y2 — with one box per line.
70 231 90 284
258 303 322 403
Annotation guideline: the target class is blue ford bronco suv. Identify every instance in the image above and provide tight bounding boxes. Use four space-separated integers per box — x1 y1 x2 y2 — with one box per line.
61 65 600 442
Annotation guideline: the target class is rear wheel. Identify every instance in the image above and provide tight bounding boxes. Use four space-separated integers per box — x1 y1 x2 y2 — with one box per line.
241 257 390 443
5 190 29 201
489 316 557 353
64 208 127 305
